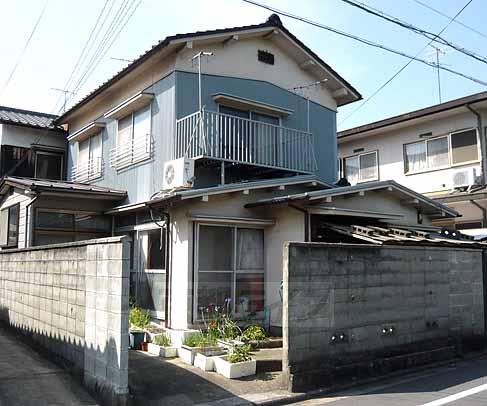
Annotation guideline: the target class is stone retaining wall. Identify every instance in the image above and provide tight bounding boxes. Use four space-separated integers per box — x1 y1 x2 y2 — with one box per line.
0 237 130 405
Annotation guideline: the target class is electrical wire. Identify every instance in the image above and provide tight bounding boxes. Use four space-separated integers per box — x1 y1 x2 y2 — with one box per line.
341 0 487 66
339 0 473 126
241 0 487 88
0 0 49 99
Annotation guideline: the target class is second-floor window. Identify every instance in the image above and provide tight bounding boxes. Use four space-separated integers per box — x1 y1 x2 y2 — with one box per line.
112 104 152 169
344 151 378 184
0 146 63 180
77 133 103 181
404 128 479 174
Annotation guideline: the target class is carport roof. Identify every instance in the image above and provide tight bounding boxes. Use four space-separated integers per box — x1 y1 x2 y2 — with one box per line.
244 180 459 218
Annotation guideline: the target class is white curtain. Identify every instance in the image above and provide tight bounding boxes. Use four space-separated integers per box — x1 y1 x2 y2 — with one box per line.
405 142 427 172
359 152 377 181
117 114 133 155
345 156 360 184
236 228 264 271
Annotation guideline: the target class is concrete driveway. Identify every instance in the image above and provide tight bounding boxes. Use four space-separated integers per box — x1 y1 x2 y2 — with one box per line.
292 355 487 406
0 325 97 406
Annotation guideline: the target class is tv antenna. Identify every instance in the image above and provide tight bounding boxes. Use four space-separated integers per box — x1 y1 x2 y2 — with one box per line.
426 45 449 103
51 88 75 113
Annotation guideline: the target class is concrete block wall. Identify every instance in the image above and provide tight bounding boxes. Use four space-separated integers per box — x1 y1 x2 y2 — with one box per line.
283 242 485 391
0 237 129 405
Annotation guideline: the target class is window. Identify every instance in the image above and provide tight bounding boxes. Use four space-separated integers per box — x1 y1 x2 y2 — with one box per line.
344 151 378 184
405 129 479 174
0 146 63 179
0 204 19 248
35 151 63 180
76 133 102 181
112 104 152 169
147 228 165 270
196 225 264 319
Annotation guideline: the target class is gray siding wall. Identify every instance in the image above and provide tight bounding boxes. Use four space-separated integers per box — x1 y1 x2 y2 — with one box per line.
68 73 176 205
283 242 485 391
175 71 337 183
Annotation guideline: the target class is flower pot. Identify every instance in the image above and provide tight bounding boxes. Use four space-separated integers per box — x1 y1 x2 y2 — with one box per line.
178 345 198 365
194 347 226 371
147 343 177 358
141 341 148 352
214 356 256 379
129 331 145 350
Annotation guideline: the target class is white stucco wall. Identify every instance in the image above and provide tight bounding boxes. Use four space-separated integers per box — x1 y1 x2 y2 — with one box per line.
338 109 485 194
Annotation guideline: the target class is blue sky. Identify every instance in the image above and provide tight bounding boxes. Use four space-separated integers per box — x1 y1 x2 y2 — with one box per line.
0 0 486 130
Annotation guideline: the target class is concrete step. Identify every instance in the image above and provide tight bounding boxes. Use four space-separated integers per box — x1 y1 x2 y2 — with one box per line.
252 347 283 373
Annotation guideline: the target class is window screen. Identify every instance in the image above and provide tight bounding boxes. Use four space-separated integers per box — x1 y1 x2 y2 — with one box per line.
359 152 378 181
451 129 478 164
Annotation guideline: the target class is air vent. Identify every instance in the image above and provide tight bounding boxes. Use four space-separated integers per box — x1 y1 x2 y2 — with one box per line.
258 50 275 65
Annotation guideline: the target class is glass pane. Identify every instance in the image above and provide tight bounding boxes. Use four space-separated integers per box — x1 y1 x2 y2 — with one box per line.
35 153 63 180
89 133 103 175
219 105 250 119
118 114 133 154
197 272 233 314
344 156 360 184
7 205 18 246
139 272 166 316
34 232 74 246
236 228 264 271
359 152 377 181
147 229 165 269
236 273 264 314
1 146 35 178
79 138 90 164
405 141 427 173
36 211 74 229
133 105 151 142
451 129 478 164
198 225 233 271
74 214 111 232
427 137 449 168
251 112 279 126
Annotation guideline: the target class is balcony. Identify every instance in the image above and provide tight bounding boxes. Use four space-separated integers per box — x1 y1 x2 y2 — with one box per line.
71 157 104 183
175 110 316 173
109 133 153 170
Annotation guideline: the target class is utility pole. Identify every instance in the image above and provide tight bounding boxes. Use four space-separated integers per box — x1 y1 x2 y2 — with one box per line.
51 88 74 113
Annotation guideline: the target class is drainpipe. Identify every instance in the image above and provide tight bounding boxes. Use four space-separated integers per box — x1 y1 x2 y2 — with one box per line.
25 192 40 248
470 199 487 228
466 103 485 185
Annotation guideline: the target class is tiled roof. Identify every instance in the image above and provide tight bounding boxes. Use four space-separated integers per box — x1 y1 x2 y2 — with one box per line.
56 14 361 123
1 176 126 198
0 106 63 131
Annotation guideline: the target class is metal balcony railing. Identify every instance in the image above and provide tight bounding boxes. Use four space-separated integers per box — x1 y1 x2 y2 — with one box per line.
175 110 317 173
71 157 104 183
109 133 153 170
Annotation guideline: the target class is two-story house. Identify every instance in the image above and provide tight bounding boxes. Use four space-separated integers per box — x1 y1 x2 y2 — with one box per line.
338 92 487 233
2 15 460 335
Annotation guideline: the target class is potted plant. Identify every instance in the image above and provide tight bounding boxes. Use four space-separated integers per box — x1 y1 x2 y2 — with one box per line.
193 333 226 371
214 344 256 379
147 333 177 358
241 325 267 348
129 306 150 350
178 332 206 365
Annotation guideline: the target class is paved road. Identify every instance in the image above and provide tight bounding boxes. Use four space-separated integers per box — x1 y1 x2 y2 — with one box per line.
0 325 97 406
292 356 487 406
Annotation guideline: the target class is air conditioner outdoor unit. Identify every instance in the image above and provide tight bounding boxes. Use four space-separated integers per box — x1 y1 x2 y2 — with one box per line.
452 167 477 189
163 157 194 190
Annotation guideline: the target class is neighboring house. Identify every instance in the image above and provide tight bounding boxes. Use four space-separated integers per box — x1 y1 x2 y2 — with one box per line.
22 14 457 334
338 92 487 231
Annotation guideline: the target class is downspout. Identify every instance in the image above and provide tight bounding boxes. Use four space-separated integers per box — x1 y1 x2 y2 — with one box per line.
466 103 485 185
470 199 487 228
289 204 310 242
25 192 40 248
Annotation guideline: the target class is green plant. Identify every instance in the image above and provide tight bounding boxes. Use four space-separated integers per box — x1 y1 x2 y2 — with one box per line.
227 344 252 363
153 334 171 347
201 309 242 341
129 306 151 329
242 325 267 342
182 332 216 348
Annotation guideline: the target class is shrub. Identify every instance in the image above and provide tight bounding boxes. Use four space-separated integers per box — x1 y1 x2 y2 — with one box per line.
227 344 252 363
129 306 151 329
242 325 267 342
153 334 171 347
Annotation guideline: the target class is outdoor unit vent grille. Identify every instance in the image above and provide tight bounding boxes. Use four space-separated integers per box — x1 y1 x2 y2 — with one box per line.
452 167 476 188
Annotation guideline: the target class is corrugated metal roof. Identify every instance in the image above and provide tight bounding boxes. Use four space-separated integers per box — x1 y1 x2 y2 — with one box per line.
56 14 361 123
1 176 126 198
0 106 63 131
244 180 459 218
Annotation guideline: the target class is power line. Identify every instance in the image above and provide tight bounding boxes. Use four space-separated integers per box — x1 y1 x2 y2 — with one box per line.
339 0 473 126
52 0 111 112
412 0 487 40
0 0 48 99
241 0 487 88
341 0 487 66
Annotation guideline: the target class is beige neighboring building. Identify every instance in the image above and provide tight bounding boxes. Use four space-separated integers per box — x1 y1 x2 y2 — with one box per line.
338 92 487 233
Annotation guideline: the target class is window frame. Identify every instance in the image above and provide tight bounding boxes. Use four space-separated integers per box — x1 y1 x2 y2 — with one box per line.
343 150 379 184
114 103 153 170
403 128 480 175
0 203 20 249
34 150 64 180
193 222 265 322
